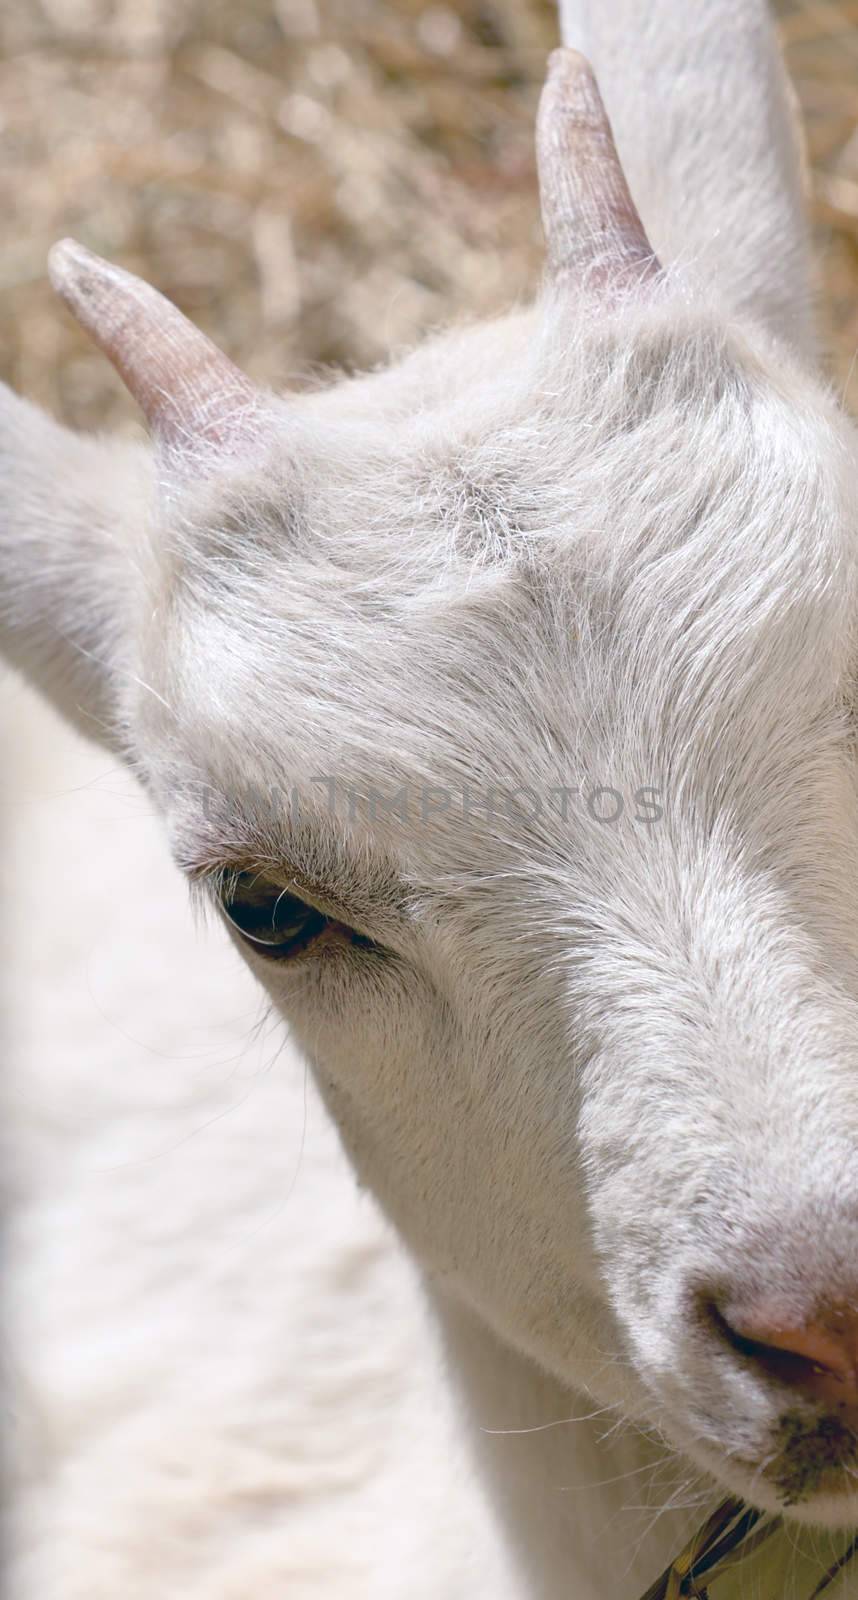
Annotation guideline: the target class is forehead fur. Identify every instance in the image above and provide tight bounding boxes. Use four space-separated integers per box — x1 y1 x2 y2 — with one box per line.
136 293 858 876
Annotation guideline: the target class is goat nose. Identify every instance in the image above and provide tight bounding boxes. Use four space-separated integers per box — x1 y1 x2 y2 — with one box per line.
711 1300 858 1409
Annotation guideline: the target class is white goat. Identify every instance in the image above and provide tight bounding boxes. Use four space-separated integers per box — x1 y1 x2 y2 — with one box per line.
4 2 858 1596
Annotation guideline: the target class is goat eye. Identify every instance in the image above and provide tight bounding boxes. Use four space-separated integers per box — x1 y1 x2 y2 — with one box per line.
220 872 329 959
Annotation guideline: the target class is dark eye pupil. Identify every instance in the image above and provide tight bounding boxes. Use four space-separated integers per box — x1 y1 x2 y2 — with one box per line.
221 872 328 958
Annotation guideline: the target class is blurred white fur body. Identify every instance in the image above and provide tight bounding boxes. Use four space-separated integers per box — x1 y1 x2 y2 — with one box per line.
4 4 858 1599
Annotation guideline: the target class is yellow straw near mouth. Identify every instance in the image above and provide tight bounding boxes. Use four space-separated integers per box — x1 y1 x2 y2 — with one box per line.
637 1497 858 1599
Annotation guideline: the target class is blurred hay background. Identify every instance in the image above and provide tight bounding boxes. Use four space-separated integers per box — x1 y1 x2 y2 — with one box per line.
0 0 857 431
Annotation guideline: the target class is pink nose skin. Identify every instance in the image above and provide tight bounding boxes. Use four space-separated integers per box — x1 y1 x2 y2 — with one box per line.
714 1301 858 1410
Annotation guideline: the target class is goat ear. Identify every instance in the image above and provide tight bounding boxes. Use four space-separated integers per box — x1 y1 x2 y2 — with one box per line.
48 240 265 462
537 49 660 291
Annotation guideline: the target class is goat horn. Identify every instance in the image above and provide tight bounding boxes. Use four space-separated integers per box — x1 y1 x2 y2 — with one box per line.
537 49 660 289
48 238 263 453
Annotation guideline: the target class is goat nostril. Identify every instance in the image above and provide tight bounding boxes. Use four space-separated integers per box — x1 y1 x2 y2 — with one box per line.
706 1298 858 1407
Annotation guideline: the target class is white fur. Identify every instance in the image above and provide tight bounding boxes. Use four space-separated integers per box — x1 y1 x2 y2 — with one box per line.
4 4 858 1596
1 683 515 1599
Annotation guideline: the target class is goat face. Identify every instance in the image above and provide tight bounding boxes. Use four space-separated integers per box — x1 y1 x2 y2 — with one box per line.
43 54 858 1523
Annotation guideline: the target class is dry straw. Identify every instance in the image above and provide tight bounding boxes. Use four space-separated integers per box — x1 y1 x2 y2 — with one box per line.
1 1 856 425
638 1496 858 1600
